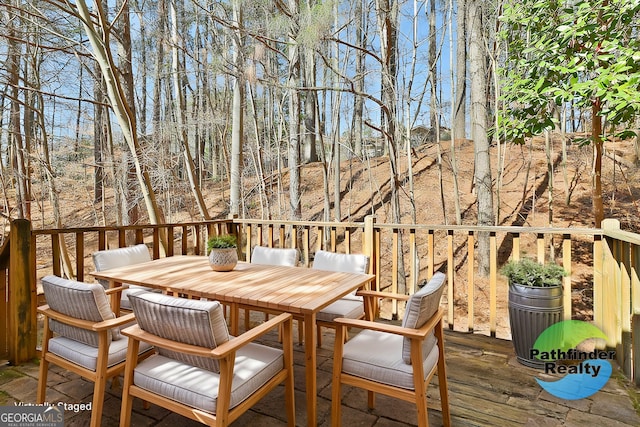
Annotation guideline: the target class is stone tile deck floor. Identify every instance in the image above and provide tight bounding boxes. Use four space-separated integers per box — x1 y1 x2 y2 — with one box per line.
1 324 639 426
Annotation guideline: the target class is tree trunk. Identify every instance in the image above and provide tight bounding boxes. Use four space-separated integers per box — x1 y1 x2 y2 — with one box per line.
247 83 271 219
152 0 166 135
287 0 302 221
592 99 604 227
229 0 244 216
375 0 401 224
428 0 438 134
449 0 462 224
93 73 107 206
7 13 29 219
170 0 211 220
302 45 318 163
469 0 494 276
453 0 467 139
376 0 407 293
133 0 148 134
331 0 341 222
353 0 365 159
114 0 140 225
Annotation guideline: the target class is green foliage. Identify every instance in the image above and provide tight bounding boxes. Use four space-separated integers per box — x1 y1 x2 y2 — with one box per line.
297 1 334 49
500 258 567 287
497 0 640 144
207 234 238 251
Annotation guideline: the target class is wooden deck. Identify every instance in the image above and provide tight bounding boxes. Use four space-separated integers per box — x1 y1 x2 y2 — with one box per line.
1 323 639 426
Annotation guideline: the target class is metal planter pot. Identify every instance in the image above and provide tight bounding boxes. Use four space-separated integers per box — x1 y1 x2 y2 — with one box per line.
508 282 563 369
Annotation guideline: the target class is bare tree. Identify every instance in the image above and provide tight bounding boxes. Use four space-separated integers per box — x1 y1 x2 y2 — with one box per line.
375 0 401 224
169 0 211 220
469 0 494 276
286 0 302 221
74 0 167 249
352 0 366 159
448 0 462 224
5 2 30 219
453 0 467 140
229 0 244 217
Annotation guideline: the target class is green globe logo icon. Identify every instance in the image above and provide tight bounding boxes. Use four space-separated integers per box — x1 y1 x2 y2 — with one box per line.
531 320 614 400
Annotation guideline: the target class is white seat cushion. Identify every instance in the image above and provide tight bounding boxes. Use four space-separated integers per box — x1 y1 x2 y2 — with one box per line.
48 335 152 371
133 342 284 414
342 329 439 390
316 297 364 322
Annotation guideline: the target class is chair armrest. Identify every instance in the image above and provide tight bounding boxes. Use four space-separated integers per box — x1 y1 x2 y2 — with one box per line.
38 304 136 331
334 307 444 340
121 325 217 357
121 313 293 360
356 290 410 321
356 289 410 302
213 313 292 358
104 285 127 314
105 285 127 295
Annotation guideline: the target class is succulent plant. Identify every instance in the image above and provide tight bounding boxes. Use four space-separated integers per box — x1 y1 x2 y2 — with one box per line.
500 258 567 287
207 234 238 252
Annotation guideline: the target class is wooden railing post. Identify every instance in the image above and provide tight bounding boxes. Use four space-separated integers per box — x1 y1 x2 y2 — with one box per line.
600 219 620 350
9 219 36 365
363 215 377 288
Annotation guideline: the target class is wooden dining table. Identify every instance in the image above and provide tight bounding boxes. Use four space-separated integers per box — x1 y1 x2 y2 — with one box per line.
91 255 374 427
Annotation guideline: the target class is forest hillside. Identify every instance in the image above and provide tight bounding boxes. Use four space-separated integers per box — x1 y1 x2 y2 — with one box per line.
20 135 640 234
8 133 639 337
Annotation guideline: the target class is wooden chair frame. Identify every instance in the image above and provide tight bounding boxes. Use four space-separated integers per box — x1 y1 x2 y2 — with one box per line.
37 287 153 427
119 312 296 427
332 291 451 427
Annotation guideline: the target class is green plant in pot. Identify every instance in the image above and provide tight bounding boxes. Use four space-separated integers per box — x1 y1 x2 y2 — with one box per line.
501 258 567 368
207 234 238 272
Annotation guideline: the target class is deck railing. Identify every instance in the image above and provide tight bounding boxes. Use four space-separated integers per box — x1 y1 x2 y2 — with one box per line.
2 216 638 385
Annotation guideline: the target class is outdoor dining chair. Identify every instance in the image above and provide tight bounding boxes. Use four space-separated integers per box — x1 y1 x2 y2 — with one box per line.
246 246 299 334
37 275 154 427
331 271 451 427
312 250 370 347
119 290 296 427
92 243 154 312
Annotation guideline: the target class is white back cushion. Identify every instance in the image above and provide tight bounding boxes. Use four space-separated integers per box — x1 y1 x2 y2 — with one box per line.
42 275 116 346
93 244 151 272
128 290 230 373
401 272 446 364
312 250 369 274
250 246 298 266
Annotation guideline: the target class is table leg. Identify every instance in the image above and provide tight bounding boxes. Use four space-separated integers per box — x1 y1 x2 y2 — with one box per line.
304 313 317 427
108 280 121 315
230 303 239 336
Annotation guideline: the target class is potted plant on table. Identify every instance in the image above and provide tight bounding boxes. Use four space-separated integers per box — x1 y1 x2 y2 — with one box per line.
501 257 567 368
207 234 238 272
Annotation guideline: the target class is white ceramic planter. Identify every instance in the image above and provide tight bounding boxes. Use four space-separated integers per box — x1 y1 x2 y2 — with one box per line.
208 248 238 272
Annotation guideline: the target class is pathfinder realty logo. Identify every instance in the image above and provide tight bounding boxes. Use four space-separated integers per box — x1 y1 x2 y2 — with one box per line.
530 320 615 400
